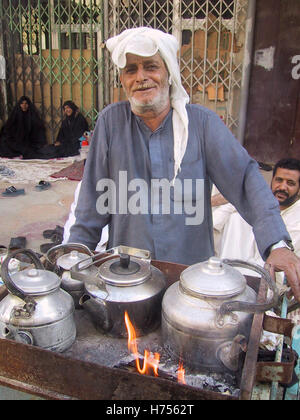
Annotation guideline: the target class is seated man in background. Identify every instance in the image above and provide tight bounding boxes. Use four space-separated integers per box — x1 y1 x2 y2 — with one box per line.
213 158 300 320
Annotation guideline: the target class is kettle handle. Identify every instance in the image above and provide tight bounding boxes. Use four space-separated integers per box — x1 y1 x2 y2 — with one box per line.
1 249 44 314
45 243 93 266
216 259 278 321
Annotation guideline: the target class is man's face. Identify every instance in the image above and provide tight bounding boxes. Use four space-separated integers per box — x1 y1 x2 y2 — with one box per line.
271 167 300 209
119 53 170 115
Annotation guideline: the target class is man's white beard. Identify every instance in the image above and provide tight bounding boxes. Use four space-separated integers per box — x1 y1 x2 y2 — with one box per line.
126 79 170 116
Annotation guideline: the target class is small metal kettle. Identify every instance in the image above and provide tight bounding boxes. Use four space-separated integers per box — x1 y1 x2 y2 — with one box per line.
46 243 96 308
72 246 167 337
0 249 76 352
162 257 278 372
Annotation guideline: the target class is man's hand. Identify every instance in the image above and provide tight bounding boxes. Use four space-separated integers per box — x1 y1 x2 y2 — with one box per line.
265 248 300 302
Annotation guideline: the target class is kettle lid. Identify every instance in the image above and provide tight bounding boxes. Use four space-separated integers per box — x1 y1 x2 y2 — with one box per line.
98 254 151 286
180 257 246 299
56 250 90 270
9 268 61 296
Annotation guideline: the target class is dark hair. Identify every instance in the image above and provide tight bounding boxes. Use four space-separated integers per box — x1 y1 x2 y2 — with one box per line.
63 100 78 112
18 95 30 105
4 96 44 133
273 158 300 181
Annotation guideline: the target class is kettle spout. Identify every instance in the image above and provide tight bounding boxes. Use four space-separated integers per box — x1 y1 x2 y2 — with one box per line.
216 334 248 372
2 325 33 345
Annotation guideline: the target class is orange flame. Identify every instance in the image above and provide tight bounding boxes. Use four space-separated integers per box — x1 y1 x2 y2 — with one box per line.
177 361 186 384
124 311 160 376
124 311 185 383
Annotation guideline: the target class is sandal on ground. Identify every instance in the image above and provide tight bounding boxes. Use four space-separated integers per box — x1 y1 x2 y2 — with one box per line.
40 231 63 253
1 186 25 197
42 225 64 239
9 236 27 251
35 180 51 191
50 231 63 244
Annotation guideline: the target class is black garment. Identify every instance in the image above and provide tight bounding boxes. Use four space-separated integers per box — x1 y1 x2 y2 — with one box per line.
0 96 47 159
56 111 89 156
38 111 89 159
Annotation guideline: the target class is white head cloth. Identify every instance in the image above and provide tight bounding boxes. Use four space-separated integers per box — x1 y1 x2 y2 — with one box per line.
106 27 189 181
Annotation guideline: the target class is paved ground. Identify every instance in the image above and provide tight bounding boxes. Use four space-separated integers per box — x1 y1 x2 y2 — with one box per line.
0 178 78 253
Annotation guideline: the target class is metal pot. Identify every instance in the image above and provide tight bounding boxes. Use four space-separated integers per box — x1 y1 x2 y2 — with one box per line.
0 249 76 352
72 246 167 337
46 243 95 308
161 257 278 372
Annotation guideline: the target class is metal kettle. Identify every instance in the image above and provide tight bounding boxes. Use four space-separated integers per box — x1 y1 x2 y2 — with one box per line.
45 243 96 308
0 249 76 352
161 257 278 372
72 246 167 338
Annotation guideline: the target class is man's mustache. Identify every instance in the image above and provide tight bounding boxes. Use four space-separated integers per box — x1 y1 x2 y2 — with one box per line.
274 189 289 198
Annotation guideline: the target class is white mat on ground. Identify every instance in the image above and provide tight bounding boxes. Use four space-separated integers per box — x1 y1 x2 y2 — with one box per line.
0 156 81 185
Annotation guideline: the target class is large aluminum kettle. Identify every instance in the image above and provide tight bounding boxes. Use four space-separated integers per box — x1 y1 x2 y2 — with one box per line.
162 257 278 372
0 249 76 352
72 246 167 338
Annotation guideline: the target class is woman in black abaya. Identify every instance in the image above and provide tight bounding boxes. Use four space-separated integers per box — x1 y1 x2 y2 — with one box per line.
39 101 89 158
0 96 47 159
56 100 89 156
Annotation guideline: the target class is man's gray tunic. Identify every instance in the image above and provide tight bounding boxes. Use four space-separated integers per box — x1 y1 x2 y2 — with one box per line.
68 102 289 265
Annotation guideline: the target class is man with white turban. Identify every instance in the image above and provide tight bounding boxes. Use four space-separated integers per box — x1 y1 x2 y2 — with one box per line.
67 27 300 302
